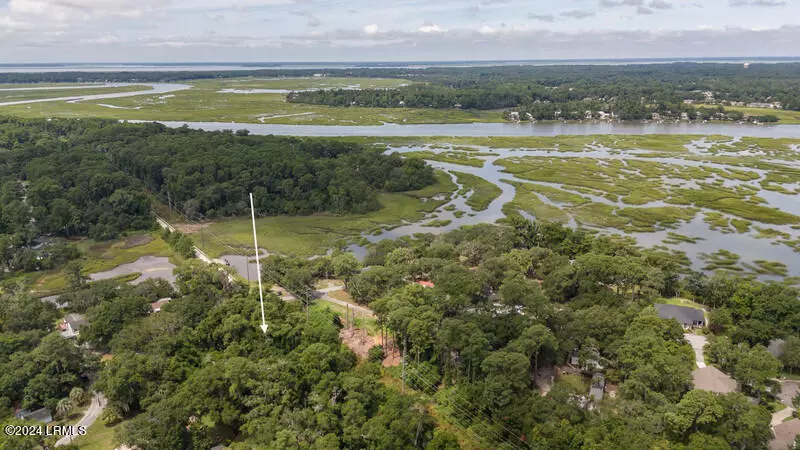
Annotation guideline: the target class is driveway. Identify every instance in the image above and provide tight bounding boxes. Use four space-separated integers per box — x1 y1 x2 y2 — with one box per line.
56 392 107 447
684 333 708 369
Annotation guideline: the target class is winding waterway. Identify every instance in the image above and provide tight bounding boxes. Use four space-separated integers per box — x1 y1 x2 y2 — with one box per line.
345 142 800 279
0 83 191 107
3 83 798 279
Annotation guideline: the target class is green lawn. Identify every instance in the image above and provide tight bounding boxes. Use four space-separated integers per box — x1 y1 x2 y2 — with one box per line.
660 297 706 310
726 107 800 125
71 419 121 449
198 171 457 258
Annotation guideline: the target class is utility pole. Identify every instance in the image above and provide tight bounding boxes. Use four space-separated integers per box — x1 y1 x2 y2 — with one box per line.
402 336 407 393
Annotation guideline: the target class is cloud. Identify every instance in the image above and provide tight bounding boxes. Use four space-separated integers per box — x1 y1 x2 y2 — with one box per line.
528 13 555 22
560 9 596 19
730 0 786 6
599 0 644 7
289 10 321 27
648 0 673 9
419 22 446 33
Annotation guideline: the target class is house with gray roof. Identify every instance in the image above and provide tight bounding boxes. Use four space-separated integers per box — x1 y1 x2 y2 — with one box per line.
15 407 52 423
655 304 705 329
60 313 89 338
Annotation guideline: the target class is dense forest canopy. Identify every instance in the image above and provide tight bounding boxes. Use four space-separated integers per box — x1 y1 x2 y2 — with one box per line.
0 202 796 448
0 117 434 240
257 218 797 449
283 63 800 115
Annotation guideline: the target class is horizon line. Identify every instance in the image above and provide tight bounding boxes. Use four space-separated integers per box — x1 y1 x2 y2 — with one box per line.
2 56 800 67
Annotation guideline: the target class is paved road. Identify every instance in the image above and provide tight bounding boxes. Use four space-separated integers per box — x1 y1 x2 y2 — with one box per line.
313 287 375 317
772 406 795 427
56 393 107 447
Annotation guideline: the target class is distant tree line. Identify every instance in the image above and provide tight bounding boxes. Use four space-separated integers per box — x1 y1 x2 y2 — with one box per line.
285 63 800 118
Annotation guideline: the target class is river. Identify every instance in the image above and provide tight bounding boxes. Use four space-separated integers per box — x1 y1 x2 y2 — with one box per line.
141 120 800 138
0 83 191 107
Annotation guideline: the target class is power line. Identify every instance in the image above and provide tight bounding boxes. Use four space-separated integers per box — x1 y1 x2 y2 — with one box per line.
402 362 530 449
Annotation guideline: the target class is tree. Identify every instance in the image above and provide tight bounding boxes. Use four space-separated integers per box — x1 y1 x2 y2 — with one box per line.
69 387 87 406
64 260 86 291
708 308 733 335
733 345 782 402
331 252 361 288
55 397 73 419
82 296 152 347
426 430 461 450
664 390 724 438
481 351 530 416
506 324 558 384
780 336 800 375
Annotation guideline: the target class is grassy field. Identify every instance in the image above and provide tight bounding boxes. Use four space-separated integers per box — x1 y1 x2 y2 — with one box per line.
31 232 182 296
0 78 503 125
71 419 121 449
404 151 487 168
660 297 706 310
726 107 800 125
452 171 503 211
195 171 457 258
0 85 150 103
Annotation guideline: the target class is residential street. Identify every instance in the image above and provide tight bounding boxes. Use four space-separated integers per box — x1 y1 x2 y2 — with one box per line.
314 286 375 317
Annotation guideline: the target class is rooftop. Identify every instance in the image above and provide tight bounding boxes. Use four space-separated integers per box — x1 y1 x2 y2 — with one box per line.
151 297 172 312
64 313 89 328
692 366 737 394
654 304 704 325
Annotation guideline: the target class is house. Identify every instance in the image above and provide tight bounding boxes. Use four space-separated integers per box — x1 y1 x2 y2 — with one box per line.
569 348 604 372
151 298 172 313
768 339 786 359
654 304 705 329
417 281 435 288
692 366 737 394
747 102 775 109
15 407 52 423
60 313 89 338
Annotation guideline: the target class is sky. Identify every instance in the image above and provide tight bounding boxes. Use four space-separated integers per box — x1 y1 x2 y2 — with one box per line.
0 0 799 62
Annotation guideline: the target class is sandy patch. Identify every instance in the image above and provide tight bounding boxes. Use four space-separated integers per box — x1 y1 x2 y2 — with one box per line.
340 327 379 360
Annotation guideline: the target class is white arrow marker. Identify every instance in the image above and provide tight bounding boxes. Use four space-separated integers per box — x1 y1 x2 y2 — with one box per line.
250 193 268 334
